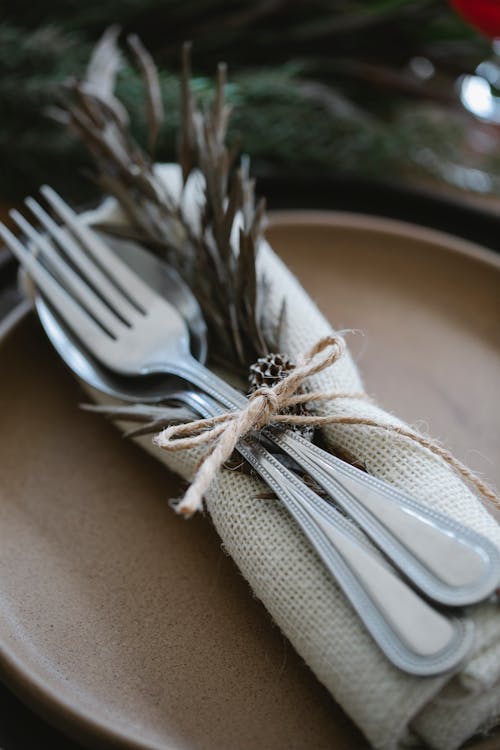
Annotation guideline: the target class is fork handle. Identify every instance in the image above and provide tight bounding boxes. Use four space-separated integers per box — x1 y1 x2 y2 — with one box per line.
169 356 500 606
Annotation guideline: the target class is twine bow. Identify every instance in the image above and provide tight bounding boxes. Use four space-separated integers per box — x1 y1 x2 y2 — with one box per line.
154 333 500 518
154 335 357 516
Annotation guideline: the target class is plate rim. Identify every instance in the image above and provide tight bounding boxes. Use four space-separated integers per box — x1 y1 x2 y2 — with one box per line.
267 209 500 271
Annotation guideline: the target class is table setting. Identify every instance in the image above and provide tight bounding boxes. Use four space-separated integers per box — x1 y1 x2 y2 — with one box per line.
1 21 500 750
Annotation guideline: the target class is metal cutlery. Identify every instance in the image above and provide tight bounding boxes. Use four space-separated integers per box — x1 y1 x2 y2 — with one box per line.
2 186 497 608
146 388 476 676
3 187 500 671
22 300 477 675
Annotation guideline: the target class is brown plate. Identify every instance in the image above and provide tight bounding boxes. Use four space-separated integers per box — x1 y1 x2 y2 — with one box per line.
0 211 499 750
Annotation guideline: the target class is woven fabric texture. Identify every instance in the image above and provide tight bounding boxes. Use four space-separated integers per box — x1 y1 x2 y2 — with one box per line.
85 165 500 750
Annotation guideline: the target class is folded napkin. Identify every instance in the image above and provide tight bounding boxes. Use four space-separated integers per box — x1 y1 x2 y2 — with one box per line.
86 164 500 750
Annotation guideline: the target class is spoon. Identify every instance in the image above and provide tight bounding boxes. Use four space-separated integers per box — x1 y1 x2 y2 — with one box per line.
35 292 476 676
27 226 500 609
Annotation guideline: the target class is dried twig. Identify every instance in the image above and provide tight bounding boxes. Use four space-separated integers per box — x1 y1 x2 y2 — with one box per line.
179 41 197 184
81 402 196 438
127 33 164 152
60 29 276 375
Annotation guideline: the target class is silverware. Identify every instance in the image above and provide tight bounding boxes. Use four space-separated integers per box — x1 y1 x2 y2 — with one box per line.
4 186 498 607
22 297 477 676
149 389 475 677
0 188 496 672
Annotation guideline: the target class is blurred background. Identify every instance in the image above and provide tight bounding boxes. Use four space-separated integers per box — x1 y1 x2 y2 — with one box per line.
3 0 500 213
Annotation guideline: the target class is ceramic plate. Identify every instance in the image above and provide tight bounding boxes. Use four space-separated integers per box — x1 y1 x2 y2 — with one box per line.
1 212 499 750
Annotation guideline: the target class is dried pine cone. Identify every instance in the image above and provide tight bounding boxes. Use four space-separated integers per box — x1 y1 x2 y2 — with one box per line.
248 353 315 440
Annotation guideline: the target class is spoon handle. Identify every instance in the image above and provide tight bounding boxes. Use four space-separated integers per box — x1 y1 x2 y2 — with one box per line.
170 356 500 606
266 428 500 606
239 439 474 677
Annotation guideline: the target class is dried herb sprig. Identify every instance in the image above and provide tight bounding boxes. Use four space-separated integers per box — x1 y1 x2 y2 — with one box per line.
58 29 272 375
182 46 268 366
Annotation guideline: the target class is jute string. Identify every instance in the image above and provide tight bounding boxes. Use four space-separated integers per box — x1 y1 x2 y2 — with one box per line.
154 335 500 517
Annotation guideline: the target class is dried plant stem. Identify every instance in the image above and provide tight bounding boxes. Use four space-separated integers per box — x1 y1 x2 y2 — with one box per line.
60 29 273 376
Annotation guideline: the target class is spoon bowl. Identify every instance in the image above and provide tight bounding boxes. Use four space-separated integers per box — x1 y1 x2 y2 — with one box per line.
36 231 208 403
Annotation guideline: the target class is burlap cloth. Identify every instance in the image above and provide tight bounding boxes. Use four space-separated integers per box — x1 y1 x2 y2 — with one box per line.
86 165 500 750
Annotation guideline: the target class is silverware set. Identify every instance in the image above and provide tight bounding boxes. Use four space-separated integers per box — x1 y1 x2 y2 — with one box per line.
2 187 499 676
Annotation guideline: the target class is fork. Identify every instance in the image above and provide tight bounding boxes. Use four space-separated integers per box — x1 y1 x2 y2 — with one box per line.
130 386 475 676
1 187 499 609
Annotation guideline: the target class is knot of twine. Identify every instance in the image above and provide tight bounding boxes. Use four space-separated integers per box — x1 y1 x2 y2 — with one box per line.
154 334 500 518
154 335 354 516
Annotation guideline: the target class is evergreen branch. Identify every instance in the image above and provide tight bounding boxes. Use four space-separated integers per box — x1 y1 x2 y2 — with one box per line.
0 3 496 201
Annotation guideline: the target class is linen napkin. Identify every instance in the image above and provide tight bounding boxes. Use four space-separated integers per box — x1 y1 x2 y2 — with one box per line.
85 164 500 750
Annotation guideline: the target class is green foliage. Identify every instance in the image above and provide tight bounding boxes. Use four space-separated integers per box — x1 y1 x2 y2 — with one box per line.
0 1 495 200
0 24 90 197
